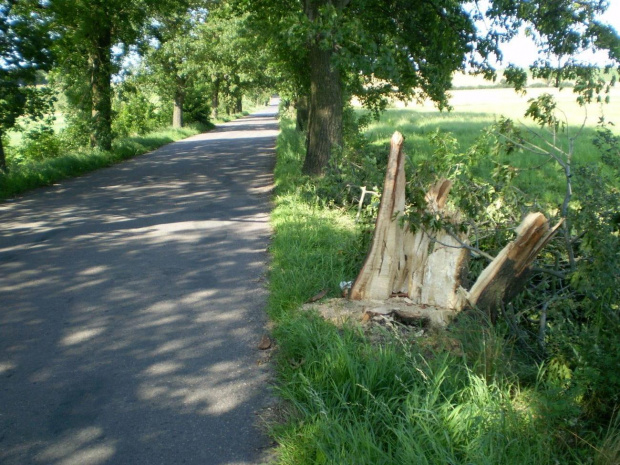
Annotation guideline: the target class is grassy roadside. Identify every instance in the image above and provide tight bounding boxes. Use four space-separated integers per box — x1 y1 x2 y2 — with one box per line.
0 107 260 201
266 115 614 464
0 125 209 200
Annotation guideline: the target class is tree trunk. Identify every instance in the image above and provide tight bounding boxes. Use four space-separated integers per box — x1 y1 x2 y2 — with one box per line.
235 94 243 113
302 39 343 175
0 134 7 172
88 24 113 151
211 77 220 120
295 95 309 131
173 91 184 129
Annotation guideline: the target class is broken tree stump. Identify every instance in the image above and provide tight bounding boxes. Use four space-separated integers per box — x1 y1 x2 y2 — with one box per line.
349 132 468 309
349 130 563 325
349 132 408 301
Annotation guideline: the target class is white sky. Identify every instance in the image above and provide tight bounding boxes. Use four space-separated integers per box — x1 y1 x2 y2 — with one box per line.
497 1 620 67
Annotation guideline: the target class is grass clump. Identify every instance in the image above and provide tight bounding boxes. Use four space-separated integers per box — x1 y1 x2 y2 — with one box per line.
272 313 562 465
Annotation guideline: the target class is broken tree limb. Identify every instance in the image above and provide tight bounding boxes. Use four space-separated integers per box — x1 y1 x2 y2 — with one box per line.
467 213 564 322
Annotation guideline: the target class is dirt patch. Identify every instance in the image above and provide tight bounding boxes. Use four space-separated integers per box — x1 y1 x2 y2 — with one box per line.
302 297 457 327
301 297 464 348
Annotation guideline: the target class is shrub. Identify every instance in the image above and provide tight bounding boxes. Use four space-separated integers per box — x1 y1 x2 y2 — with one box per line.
11 125 62 164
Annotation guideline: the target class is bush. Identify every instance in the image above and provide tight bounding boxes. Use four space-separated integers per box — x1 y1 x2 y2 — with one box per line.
113 90 165 137
10 125 62 164
183 83 211 126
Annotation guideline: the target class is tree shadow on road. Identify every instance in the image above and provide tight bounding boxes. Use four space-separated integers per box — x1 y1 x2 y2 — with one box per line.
0 112 279 465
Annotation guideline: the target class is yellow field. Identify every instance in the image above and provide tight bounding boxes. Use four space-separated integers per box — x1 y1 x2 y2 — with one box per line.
391 86 620 128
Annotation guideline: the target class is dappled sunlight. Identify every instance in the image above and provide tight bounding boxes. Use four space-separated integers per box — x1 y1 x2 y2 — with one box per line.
61 328 107 347
144 361 184 376
37 427 116 465
136 358 259 417
0 361 16 374
0 109 277 464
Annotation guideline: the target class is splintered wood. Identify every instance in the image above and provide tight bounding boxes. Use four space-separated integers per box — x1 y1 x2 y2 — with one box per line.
349 131 562 324
349 132 408 301
467 212 563 322
350 132 468 310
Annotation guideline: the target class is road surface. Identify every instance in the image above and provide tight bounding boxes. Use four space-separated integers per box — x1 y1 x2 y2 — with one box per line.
0 104 279 464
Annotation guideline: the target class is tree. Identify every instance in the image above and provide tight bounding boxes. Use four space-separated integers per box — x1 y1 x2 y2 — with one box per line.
48 0 190 150
195 4 273 119
244 0 620 175
0 0 52 171
146 10 207 128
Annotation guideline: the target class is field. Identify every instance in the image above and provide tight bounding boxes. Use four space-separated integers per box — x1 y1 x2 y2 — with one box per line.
358 85 620 203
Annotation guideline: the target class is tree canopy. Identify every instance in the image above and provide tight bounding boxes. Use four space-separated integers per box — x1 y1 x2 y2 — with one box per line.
48 0 193 149
241 0 620 174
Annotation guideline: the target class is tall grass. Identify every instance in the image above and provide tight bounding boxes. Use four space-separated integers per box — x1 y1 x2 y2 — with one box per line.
269 117 362 318
267 114 600 464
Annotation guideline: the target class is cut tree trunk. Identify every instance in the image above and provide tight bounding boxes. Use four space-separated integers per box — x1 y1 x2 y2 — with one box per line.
467 213 564 322
350 130 563 325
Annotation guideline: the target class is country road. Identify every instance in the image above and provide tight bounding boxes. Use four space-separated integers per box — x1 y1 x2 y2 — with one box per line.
0 104 279 464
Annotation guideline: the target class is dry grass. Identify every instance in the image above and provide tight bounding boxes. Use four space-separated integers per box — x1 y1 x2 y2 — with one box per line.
387 86 620 128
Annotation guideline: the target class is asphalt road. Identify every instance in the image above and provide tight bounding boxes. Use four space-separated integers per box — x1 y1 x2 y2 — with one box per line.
0 104 279 465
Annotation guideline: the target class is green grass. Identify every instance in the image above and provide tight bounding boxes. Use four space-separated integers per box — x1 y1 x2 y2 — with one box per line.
362 87 620 205
266 114 602 464
0 124 208 200
269 118 363 317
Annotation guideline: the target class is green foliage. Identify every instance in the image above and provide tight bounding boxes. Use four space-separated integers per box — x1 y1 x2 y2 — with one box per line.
245 0 619 174
11 125 62 163
0 0 53 169
183 82 212 126
112 80 168 137
47 0 194 148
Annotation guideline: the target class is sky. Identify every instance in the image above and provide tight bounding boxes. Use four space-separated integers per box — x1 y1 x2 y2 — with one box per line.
497 1 620 67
